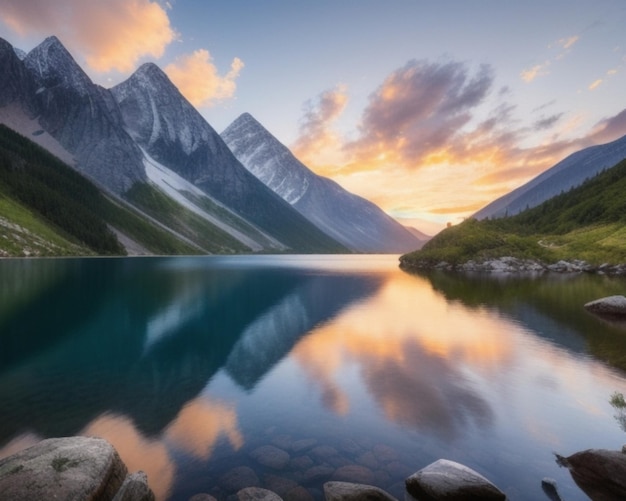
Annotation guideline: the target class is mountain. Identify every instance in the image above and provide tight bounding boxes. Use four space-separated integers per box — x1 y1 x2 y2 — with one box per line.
474 133 626 220
0 124 202 257
221 113 423 253
21 36 147 194
0 35 350 254
111 63 347 253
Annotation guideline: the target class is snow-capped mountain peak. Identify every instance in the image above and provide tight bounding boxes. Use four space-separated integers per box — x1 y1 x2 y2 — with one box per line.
24 36 94 97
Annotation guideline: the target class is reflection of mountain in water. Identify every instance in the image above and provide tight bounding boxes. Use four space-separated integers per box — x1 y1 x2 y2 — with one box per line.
0 258 382 445
417 270 626 371
225 275 380 390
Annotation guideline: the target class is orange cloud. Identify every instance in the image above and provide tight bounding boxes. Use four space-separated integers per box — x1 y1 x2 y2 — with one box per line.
521 61 550 82
0 0 176 73
164 49 244 107
589 79 603 90
558 35 579 50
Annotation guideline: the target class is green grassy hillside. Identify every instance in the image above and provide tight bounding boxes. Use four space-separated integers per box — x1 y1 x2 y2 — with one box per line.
401 158 626 269
0 125 201 257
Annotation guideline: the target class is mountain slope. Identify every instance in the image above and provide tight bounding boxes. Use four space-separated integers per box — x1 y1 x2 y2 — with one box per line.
111 63 347 253
0 124 204 256
401 157 626 270
21 36 147 194
221 113 423 253
474 133 626 219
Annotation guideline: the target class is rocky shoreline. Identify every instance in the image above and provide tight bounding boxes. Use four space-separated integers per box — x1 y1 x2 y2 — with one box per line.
2 436 626 500
399 255 626 275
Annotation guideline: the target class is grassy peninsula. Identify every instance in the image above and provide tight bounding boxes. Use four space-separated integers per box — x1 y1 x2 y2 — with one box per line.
401 157 626 270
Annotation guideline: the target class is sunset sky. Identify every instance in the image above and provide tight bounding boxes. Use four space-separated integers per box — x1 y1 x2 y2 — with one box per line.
1 1 625 234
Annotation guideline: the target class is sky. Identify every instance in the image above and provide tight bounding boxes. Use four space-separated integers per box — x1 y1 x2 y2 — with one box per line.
1 0 625 234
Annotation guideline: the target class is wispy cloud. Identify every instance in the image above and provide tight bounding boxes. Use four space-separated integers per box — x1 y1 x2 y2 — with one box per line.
346 59 495 167
521 61 550 82
0 0 176 72
557 35 579 50
534 113 563 130
164 50 244 107
521 35 580 82
588 79 603 90
291 85 349 168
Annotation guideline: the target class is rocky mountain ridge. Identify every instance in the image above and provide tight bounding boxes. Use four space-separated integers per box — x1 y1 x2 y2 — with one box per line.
222 113 424 253
474 133 626 220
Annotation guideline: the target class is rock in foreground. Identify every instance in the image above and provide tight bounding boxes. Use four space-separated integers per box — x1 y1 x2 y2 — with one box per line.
556 448 626 501
405 459 505 501
323 481 398 500
584 295 626 317
0 436 128 500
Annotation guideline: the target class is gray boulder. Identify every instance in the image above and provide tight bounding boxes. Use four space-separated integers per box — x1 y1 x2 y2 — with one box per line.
323 481 398 500
113 471 155 501
405 459 506 500
0 436 128 501
556 448 626 501
584 295 626 317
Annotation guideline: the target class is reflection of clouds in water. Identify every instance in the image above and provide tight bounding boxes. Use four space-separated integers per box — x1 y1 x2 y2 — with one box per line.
81 413 174 501
78 397 242 501
361 338 493 440
292 272 517 437
164 398 244 459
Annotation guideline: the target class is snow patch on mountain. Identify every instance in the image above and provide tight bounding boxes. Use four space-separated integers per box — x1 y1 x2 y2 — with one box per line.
0 103 75 166
142 150 274 251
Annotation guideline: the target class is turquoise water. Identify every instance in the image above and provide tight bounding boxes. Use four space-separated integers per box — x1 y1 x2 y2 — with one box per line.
1 255 626 500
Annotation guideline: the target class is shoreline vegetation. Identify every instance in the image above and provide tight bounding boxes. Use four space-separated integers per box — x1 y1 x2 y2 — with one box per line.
400 157 626 274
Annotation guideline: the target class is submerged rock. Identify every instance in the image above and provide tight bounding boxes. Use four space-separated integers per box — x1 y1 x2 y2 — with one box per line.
584 295 626 317
323 481 398 501
236 486 283 500
250 445 291 470
556 448 626 501
541 477 563 501
405 459 506 501
332 464 375 484
219 466 261 493
0 436 129 501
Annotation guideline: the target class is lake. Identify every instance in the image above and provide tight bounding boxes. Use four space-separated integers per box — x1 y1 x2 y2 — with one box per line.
2 254 626 500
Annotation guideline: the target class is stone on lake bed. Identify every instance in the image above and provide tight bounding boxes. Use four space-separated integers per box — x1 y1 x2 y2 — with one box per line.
584 295 626 316
236 486 283 500
250 445 291 470
332 464 375 484
323 481 398 501
188 494 218 501
405 459 506 500
219 465 261 492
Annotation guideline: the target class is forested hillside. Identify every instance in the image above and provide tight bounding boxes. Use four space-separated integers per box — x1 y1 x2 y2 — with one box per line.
401 158 626 268
0 125 199 257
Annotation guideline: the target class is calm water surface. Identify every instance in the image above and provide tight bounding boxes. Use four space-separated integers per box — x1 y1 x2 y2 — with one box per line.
2 255 626 500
